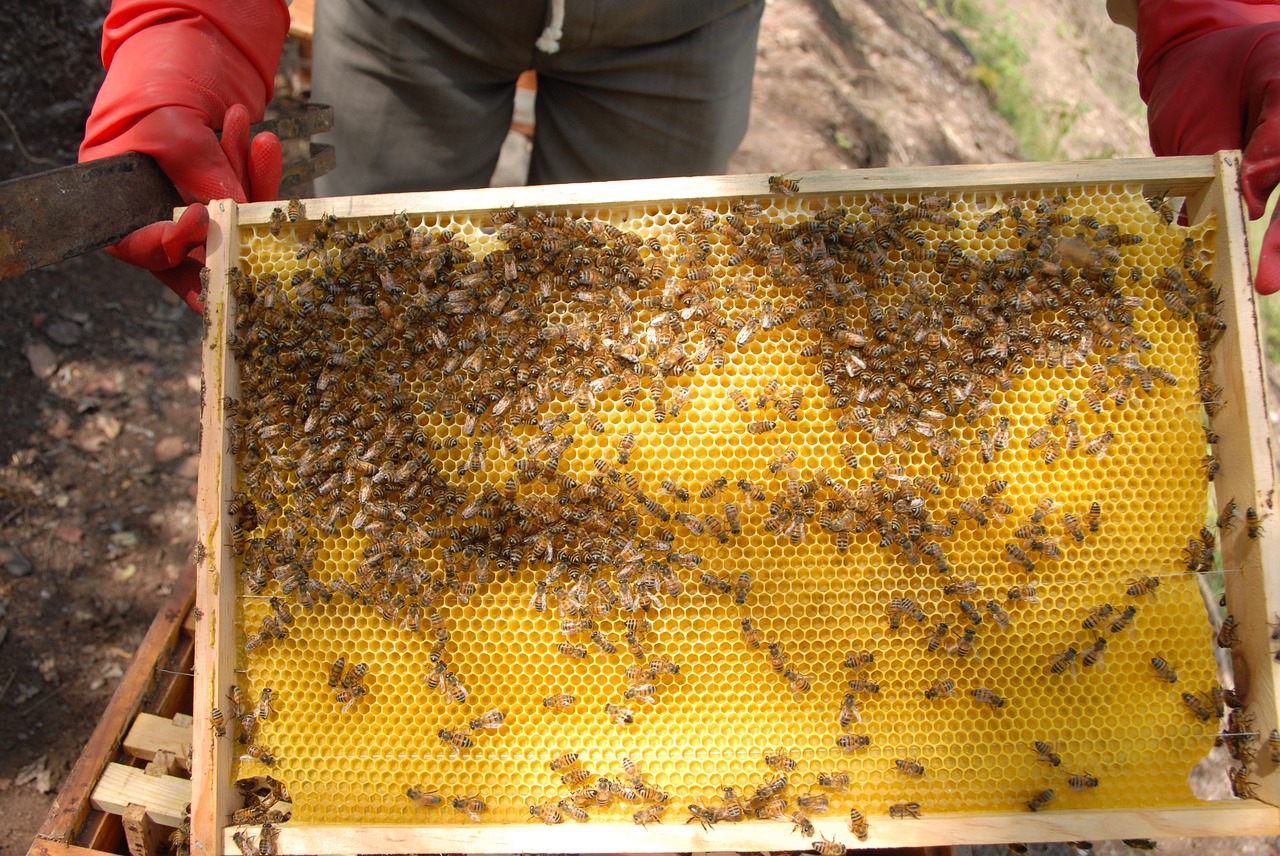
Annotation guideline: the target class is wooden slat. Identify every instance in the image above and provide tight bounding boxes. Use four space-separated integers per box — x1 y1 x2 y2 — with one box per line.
27 839 126 856
224 804 1278 854
32 566 196 846
122 803 166 856
90 763 190 829
124 713 193 771
233 156 1219 227
191 198 241 856
146 630 194 719
287 0 314 41
1188 153 1280 804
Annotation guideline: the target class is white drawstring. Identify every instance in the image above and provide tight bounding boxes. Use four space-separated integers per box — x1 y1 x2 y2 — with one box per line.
535 0 566 53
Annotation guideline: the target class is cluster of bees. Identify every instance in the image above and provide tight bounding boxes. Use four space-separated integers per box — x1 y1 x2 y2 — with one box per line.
212 683 276 767
217 177 1240 843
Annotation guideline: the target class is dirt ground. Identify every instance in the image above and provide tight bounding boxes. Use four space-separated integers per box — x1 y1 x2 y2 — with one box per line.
1 1 1277 855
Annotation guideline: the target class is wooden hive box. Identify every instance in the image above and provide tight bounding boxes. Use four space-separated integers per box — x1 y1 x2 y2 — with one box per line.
193 153 1280 854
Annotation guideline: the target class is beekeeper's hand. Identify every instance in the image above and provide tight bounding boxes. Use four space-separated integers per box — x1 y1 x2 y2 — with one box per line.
79 0 289 311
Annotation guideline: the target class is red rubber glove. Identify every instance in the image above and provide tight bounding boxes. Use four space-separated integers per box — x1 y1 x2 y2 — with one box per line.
1136 0 1280 295
79 0 289 312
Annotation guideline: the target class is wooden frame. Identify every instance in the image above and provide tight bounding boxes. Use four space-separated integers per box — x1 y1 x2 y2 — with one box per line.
28 566 196 856
194 154 1280 854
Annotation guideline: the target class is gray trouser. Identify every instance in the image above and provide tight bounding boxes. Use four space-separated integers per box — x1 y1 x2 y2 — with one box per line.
311 0 764 195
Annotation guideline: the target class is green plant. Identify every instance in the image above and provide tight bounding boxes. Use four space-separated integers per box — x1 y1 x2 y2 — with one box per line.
923 0 1080 160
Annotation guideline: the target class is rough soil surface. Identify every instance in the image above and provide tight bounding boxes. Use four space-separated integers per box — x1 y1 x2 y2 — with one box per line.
0 1 1276 855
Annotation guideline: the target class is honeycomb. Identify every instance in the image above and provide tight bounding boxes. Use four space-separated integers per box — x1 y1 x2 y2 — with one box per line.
219 182 1228 835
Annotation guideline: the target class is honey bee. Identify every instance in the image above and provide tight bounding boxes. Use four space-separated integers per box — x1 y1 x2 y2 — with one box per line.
895 758 925 776
957 600 983 626
211 706 226 738
451 795 486 821
336 684 368 714
438 728 473 754
1034 741 1061 767
959 498 989 525
698 476 729 500
724 502 742 535
888 802 921 819
732 570 753 604
558 642 590 659
843 650 874 672
748 419 777 435
764 752 797 771
686 803 718 832
342 662 368 689
633 804 666 826
548 752 581 772
1026 425 1052 450
1109 605 1137 634
1030 495 1057 523
1217 499 1238 531
407 786 444 808
817 772 850 791
837 692 863 727
924 679 956 700
1026 788 1055 812
848 807 869 841
227 685 246 719
468 709 507 731
1005 543 1036 572
529 802 564 825
728 387 752 412
1182 691 1214 722
811 834 847 856
767 642 788 673
926 621 951 652
1082 603 1114 630
1081 636 1107 668
971 686 1006 708
1126 576 1160 598
1084 430 1115 458
1048 646 1078 675
232 831 257 856
256 688 273 721
1230 765 1258 799
605 703 634 725
1247 506 1263 539
1217 614 1240 648
837 734 870 753
1007 583 1040 604
245 744 275 766
1067 771 1100 790
561 767 596 786
986 600 1011 629
768 174 801 195
740 617 762 649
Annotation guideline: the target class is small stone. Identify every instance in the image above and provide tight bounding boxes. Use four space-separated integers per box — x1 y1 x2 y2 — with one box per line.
46 411 72 439
43 318 82 347
24 342 58 380
96 413 122 440
154 435 186 463
59 308 89 325
114 563 137 582
72 426 110 454
53 526 83 544
0 546 33 577
109 531 139 549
